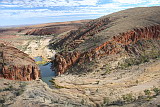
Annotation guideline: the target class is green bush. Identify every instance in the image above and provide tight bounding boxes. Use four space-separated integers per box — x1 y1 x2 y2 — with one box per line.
144 89 151 96
122 93 134 103
15 89 24 96
153 87 160 95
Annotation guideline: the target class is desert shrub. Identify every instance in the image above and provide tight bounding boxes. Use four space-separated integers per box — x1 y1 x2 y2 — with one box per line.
111 99 124 106
3 85 14 91
153 87 160 95
0 98 5 104
103 97 110 106
15 89 24 96
81 99 85 105
122 93 134 103
19 82 27 88
119 50 160 69
144 89 151 96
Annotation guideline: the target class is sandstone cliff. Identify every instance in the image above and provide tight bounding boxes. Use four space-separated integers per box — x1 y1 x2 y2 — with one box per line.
52 6 160 74
0 44 40 81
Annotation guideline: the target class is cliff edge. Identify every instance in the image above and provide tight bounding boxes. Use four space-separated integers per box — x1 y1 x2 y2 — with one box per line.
0 44 40 81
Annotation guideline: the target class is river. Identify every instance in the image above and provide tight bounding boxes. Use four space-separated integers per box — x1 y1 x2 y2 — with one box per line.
34 56 55 87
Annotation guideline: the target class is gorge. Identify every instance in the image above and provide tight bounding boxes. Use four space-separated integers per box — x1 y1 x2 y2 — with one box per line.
0 6 160 107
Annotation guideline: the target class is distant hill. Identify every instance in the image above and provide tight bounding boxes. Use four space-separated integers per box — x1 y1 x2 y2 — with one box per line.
0 19 90 36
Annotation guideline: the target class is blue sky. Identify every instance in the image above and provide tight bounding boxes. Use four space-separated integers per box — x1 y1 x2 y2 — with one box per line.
0 0 159 26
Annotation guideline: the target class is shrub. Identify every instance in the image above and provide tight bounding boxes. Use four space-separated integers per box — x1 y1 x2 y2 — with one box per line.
122 93 134 103
3 85 14 91
153 87 160 95
103 97 110 105
144 89 151 96
15 89 24 96
0 97 5 104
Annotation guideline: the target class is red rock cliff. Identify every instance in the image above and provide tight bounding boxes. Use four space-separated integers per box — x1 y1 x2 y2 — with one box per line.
0 44 40 81
54 24 160 74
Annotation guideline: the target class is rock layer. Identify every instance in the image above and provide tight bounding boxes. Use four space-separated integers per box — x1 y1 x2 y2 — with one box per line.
0 44 40 81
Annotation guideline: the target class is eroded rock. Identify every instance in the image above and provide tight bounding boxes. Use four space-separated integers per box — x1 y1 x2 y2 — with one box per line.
0 44 40 81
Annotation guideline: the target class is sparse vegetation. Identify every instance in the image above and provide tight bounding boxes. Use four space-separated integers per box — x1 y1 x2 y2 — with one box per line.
101 87 160 106
3 85 14 91
104 65 111 74
122 93 134 103
15 89 25 96
144 89 151 96
81 99 85 105
153 87 160 95
119 50 160 69
103 97 110 106
0 96 6 107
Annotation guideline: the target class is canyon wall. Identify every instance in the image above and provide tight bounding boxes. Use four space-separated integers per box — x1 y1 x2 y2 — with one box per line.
0 44 40 81
53 7 160 74
54 24 160 74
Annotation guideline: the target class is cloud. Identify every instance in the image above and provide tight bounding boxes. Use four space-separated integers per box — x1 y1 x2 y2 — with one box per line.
0 8 106 19
0 0 159 26
0 0 99 7
0 0 159 19
112 0 146 4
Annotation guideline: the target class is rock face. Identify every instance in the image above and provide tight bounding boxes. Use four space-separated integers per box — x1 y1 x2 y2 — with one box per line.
0 44 40 81
52 6 160 74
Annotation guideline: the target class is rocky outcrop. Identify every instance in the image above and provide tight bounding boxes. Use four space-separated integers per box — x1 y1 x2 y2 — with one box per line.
53 6 160 74
0 44 40 81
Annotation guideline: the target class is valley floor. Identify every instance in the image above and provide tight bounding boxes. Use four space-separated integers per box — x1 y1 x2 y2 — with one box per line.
1 59 160 107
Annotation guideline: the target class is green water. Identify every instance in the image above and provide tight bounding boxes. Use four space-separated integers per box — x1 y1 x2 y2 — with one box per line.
34 56 55 87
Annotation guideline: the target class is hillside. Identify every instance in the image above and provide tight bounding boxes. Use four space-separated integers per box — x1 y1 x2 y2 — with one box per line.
52 6 160 74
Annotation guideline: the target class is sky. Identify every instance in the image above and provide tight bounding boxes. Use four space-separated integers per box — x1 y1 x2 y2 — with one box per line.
0 0 160 26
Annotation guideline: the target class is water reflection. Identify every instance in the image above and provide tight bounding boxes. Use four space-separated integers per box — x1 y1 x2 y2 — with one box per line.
34 56 55 87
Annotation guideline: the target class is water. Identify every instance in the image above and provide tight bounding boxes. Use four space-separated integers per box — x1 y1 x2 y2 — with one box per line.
34 56 55 86
34 56 43 62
